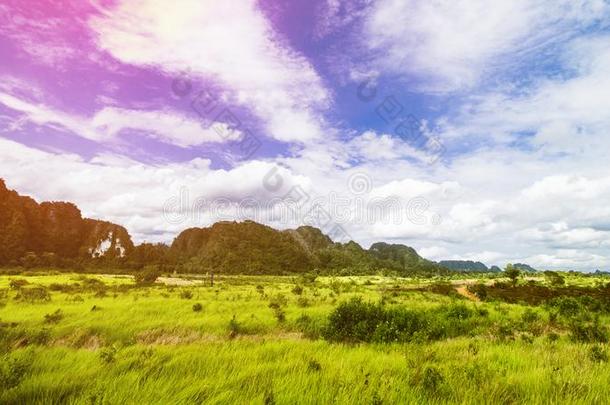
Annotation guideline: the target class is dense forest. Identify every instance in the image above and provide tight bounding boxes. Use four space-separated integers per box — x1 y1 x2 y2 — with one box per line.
0 179 469 276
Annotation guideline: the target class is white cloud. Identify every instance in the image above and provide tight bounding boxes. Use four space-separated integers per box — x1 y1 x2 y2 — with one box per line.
90 0 331 142
436 33 610 152
91 107 242 147
363 0 609 92
0 92 239 147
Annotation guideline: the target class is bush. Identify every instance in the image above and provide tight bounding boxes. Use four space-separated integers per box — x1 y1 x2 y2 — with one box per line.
323 298 484 344
228 315 240 339
549 297 583 318
545 271 565 287
291 285 304 295
521 309 540 324
422 366 444 392
589 345 608 363
268 293 288 307
99 346 117 364
16 286 50 302
9 279 29 290
296 297 310 307
269 302 286 323
445 304 473 320
570 319 609 343
467 284 488 300
135 266 161 285
0 356 30 390
323 298 387 343
307 359 322 372
192 303 203 312
43 309 64 324
547 332 560 343
180 290 193 300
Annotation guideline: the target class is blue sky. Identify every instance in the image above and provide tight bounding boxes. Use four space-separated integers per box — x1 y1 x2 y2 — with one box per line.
1 0 610 270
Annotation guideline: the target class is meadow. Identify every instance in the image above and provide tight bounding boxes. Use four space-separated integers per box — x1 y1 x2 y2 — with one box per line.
1 271 610 404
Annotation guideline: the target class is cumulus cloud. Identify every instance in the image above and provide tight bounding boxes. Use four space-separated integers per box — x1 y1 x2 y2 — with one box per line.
363 0 609 92
0 92 240 147
89 0 331 142
433 33 610 155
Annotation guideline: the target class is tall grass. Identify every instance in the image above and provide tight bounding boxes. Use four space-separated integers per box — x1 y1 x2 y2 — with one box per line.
1 273 610 404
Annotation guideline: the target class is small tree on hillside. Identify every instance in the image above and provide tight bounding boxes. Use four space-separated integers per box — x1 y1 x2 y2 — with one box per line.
544 271 565 287
505 263 520 287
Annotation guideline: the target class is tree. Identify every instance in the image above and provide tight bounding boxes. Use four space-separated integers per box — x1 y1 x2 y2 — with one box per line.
505 263 521 287
544 271 565 287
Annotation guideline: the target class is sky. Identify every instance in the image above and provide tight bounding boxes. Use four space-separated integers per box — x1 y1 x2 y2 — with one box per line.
1 0 610 271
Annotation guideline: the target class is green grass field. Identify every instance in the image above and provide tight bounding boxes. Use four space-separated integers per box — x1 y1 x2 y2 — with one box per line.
1 272 610 404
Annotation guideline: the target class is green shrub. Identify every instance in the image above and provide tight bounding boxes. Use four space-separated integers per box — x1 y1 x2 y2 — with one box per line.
263 389 275 405
467 284 488 300
521 309 540 324
180 290 193 300
9 279 29 290
323 298 387 343
570 319 608 343
269 302 286 323
291 285 304 295
547 332 560 343
422 366 444 392
44 309 64 324
15 286 50 302
307 359 322 372
135 266 161 285
296 297 310 307
549 297 582 318
445 304 473 320
99 346 117 364
0 356 29 390
589 345 608 362
192 303 203 312
228 315 240 339
323 298 481 344
268 293 288 307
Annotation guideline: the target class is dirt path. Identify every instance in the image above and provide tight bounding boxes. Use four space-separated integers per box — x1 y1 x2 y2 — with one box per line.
455 286 479 301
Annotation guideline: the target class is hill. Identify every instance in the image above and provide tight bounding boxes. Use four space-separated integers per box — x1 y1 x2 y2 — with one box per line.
438 260 490 272
0 179 133 267
0 179 448 275
514 263 538 273
170 222 448 275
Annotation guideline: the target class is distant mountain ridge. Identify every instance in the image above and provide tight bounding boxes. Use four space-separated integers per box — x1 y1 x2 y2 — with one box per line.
436 260 537 273
438 260 492 272
0 179 534 275
514 263 538 273
169 221 447 275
